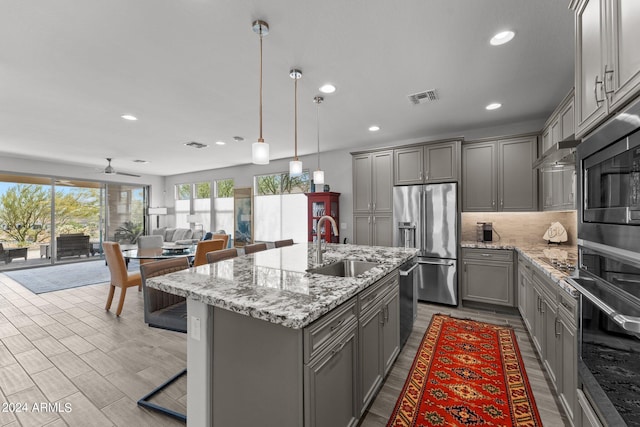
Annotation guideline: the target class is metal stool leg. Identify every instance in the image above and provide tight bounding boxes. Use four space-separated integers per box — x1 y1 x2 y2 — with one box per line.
137 368 187 422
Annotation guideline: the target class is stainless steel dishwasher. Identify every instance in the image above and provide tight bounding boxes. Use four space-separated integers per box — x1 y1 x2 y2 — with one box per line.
399 259 417 348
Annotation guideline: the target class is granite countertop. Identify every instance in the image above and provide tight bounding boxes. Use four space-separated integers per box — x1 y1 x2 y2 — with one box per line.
461 241 579 297
146 242 418 329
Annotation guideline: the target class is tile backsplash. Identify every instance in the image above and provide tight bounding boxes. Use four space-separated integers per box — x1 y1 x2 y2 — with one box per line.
461 211 578 246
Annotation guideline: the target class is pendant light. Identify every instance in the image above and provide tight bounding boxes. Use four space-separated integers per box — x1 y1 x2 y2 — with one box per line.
313 96 325 185
251 20 269 165
289 68 303 176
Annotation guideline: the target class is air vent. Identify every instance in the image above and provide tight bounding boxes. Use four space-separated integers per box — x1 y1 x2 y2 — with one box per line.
184 141 209 149
408 89 439 105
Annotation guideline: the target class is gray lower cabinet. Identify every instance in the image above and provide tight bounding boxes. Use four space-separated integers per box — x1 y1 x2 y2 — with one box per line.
519 258 578 426
461 248 514 307
358 273 400 413
305 322 359 427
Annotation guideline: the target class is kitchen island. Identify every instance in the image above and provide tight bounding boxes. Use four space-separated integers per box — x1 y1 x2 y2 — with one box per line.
146 242 417 427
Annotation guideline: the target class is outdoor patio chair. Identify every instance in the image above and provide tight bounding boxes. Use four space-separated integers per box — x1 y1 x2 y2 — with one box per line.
274 239 294 248
0 243 28 264
206 248 238 263
192 239 225 267
243 242 267 254
102 241 142 316
138 257 190 422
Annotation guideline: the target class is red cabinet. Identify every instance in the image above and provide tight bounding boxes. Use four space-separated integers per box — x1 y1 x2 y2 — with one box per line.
306 192 340 243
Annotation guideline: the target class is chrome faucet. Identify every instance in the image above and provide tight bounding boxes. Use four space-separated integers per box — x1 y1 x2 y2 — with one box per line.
316 215 338 264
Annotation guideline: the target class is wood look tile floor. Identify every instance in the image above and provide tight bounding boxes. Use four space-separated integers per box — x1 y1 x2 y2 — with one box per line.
0 273 568 426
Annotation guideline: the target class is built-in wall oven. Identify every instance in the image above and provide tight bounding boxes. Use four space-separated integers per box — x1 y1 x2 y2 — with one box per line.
572 95 640 426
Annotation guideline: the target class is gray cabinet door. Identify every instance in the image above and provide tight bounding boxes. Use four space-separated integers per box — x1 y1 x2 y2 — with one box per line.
425 141 459 183
305 324 358 427
561 101 575 140
394 146 423 185
525 270 537 334
353 154 372 213
575 0 608 138
462 259 514 306
358 304 383 412
543 296 558 387
462 142 497 211
372 151 393 212
499 137 537 211
353 215 371 246
372 214 393 247
562 169 576 209
381 288 399 375
608 0 640 112
559 311 577 423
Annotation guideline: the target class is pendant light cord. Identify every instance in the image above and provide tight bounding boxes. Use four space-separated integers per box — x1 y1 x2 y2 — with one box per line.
294 76 298 160
258 31 264 143
316 100 320 170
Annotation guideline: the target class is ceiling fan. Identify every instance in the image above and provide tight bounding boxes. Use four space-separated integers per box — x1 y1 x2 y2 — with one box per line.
101 158 141 177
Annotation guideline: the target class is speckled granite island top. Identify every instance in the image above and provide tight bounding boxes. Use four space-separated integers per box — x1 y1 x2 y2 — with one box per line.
461 241 579 297
146 243 418 329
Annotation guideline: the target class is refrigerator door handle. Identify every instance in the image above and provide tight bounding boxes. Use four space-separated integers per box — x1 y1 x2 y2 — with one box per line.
399 263 419 276
417 259 455 267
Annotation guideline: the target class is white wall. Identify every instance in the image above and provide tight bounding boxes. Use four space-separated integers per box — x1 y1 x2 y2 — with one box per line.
0 154 166 207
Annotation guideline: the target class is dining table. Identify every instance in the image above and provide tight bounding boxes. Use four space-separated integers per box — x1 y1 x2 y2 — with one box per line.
122 244 197 263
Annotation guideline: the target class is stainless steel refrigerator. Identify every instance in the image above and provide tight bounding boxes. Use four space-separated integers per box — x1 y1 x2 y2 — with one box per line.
392 183 458 305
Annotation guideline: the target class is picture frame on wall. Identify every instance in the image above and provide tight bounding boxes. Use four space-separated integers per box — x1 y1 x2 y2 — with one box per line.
233 187 253 247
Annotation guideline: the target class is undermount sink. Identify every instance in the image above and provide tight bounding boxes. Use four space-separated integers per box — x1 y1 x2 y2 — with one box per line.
309 260 378 278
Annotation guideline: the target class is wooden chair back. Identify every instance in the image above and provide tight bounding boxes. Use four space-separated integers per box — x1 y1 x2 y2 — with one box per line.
211 233 230 248
244 243 267 254
274 239 294 248
193 239 225 267
102 242 130 287
206 248 238 263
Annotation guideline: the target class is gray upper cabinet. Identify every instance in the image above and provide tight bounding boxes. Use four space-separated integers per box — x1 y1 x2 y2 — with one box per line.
462 136 537 212
394 140 460 185
573 0 640 138
352 151 393 246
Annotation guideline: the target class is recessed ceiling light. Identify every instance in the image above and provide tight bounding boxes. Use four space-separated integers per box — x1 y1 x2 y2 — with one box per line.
319 84 336 94
485 103 502 110
215 141 226 146
121 114 138 121
369 125 381 132
490 31 515 46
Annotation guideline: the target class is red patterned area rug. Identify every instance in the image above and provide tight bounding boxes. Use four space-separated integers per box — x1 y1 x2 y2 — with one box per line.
387 314 542 427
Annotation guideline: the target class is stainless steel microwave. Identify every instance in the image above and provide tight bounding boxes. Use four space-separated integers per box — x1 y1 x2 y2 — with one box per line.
577 95 640 254
582 128 640 224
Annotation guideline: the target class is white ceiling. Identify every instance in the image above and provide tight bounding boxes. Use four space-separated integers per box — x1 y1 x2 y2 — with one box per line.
0 0 574 177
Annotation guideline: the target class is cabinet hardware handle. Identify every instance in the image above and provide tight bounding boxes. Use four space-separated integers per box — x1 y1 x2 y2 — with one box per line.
425 170 429 181
481 253 492 257
555 318 561 337
594 75 604 105
330 318 345 332
367 293 378 303
500 199 504 207
492 200 495 207
463 262 467 272
372 202 376 211
373 216 376 225
384 305 389 323
367 203 371 210
419 171 423 180
604 64 614 95
330 339 348 356
368 216 371 224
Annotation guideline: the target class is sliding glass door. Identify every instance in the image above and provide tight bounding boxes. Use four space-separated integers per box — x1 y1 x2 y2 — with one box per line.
0 173 148 271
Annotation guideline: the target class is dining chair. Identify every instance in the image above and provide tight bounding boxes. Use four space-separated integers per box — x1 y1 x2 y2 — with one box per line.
211 233 230 249
192 239 225 267
137 235 164 265
274 239 294 248
102 241 142 316
138 257 190 422
243 242 267 254
206 248 238 263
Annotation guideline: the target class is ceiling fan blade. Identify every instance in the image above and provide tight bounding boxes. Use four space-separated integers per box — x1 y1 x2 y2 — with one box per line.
115 171 141 178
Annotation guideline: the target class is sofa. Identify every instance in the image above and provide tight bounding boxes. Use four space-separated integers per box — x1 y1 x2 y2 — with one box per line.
56 233 92 259
152 228 203 245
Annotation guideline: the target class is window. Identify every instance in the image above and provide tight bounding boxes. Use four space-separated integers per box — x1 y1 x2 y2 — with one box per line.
214 179 234 235
175 183 191 228
254 171 309 243
193 182 211 234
